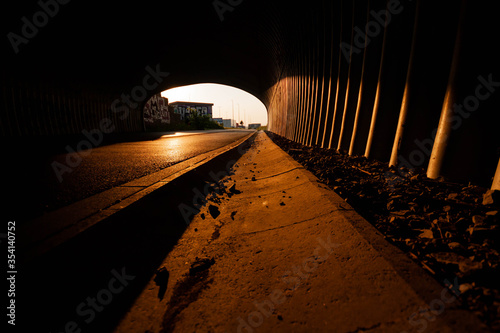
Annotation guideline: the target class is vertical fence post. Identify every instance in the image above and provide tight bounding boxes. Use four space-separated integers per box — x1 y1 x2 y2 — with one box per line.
427 1 465 179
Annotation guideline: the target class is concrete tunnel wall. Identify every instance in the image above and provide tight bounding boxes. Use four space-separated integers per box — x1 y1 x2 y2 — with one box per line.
264 0 500 188
1 0 499 187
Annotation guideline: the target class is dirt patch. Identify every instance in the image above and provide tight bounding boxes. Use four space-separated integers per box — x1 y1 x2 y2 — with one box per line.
160 259 215 332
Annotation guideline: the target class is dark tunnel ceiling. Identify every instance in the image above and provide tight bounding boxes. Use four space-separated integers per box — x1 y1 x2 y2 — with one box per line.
4 0 303 103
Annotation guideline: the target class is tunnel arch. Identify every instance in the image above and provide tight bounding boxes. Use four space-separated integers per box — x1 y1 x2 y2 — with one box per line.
159 83 268 125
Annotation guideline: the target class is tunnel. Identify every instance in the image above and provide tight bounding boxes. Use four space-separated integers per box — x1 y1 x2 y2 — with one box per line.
3 1 500 331
2 0 499 188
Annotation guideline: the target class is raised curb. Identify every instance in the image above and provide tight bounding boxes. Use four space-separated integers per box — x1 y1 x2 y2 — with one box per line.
19 130 256 263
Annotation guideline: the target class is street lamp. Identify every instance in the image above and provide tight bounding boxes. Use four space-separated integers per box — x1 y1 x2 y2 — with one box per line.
231 99 235 128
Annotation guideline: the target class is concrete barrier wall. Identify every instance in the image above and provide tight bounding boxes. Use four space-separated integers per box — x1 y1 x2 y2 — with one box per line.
266 0 500 187
1 79 143 136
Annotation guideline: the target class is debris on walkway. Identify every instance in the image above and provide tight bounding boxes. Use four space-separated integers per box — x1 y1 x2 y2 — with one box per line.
115 131 488 333
154 267 170 300
189 257 216 276
208 205 220 219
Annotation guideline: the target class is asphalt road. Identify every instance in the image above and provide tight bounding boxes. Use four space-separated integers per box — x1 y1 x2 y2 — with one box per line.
6 130 253 220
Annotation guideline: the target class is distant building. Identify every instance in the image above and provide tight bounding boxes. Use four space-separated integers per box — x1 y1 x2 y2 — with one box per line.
212 117 224 126
223 119 236 128
143 94 171 131
170 101 213 120
248 123 261 129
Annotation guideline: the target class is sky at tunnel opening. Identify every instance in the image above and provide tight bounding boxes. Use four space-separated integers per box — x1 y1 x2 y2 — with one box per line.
161 83 268 126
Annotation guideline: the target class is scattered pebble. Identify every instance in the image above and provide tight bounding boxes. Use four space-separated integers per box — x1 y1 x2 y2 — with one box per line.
208 205 220 219
267 130 500 330
189 257 215 276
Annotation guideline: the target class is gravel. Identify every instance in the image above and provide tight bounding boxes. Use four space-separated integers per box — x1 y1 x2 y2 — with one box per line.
266 131 500 331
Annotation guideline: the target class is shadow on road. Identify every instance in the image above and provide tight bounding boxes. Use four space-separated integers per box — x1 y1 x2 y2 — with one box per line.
17 135 254 332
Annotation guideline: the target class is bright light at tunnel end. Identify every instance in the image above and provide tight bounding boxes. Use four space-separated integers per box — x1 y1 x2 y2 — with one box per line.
161 83 268 126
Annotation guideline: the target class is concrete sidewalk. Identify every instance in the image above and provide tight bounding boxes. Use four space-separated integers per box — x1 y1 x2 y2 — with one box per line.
114 131 488 332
